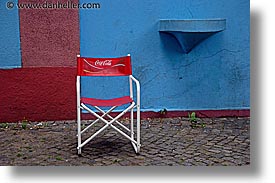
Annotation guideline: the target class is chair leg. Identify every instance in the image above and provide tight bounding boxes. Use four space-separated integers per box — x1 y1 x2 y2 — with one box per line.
77 106 82 155
78 147 82 155
130 108 134 139
130 108 139 153
136 104 141 154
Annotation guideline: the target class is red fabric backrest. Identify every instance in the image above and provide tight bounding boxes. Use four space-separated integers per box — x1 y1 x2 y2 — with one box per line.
77 55 132 76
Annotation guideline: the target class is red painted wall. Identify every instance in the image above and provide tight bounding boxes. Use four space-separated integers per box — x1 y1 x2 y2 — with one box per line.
0 68 76 122
19 0 80 67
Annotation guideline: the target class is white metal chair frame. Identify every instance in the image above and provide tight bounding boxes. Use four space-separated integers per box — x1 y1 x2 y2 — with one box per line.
76 54 141 155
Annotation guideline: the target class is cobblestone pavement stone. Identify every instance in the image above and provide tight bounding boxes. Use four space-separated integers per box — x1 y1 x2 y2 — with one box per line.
0 117 250 166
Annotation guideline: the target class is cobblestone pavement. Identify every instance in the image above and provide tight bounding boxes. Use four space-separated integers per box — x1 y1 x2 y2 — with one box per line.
0 117 250 166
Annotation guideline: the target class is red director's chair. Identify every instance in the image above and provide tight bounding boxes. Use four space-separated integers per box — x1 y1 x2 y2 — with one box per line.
76 54 141 155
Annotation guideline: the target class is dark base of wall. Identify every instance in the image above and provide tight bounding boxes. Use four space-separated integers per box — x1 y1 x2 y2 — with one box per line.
1 108 250 123
143 109 250 118
82 109 250 120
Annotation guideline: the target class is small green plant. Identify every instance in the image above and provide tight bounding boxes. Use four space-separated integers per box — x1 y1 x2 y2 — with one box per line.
188 112 197 123
56 156 63 161
0 123 8 129
21 122 27 130
188 112 206 128
159 108 167 115
21 117 28 130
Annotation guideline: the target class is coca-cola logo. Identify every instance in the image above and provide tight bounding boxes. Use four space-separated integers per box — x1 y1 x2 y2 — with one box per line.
83 58 126 72
95 60 112 66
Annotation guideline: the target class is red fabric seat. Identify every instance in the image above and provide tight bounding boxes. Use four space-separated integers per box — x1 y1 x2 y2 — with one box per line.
81 96 133 107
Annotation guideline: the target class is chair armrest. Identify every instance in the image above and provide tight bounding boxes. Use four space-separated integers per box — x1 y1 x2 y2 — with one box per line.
130 75 140 107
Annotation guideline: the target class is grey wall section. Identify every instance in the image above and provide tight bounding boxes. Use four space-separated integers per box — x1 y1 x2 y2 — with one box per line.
79 0 250 111
0 0 22 68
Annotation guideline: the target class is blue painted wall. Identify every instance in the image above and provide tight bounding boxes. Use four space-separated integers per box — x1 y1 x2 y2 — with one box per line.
79 0 250 111
0 0 21 68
